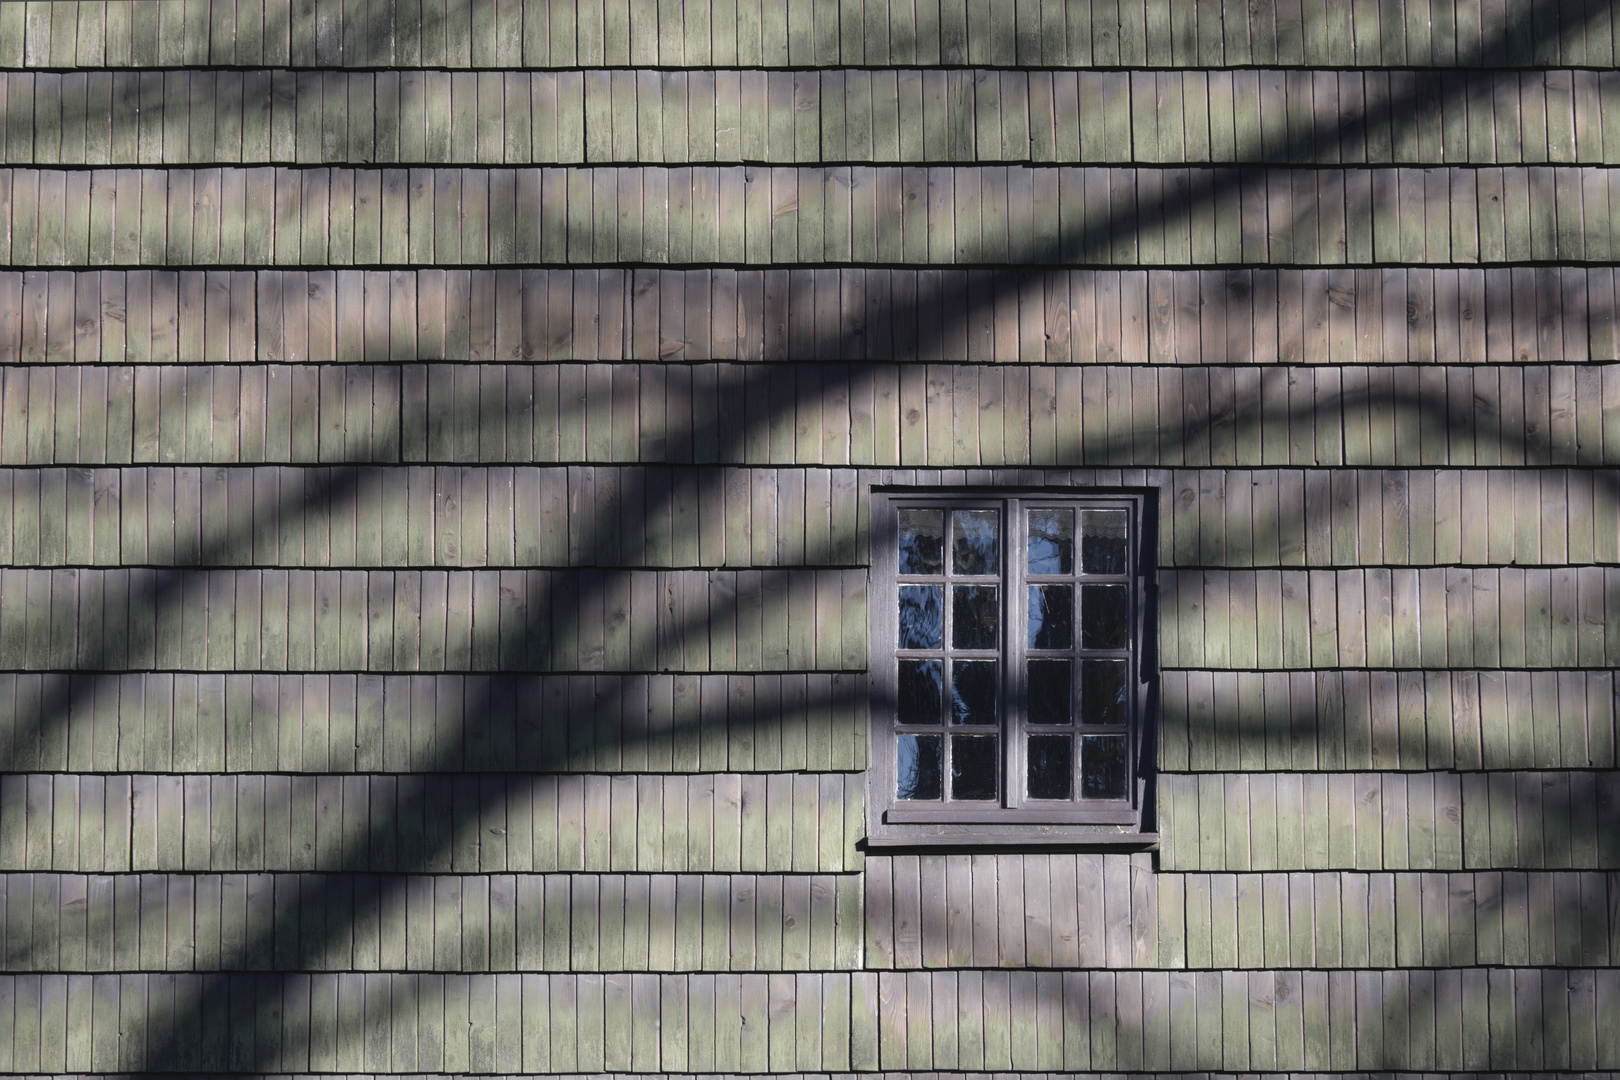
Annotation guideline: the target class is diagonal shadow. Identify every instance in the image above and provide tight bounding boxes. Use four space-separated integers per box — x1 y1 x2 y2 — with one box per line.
1 0 1613 1071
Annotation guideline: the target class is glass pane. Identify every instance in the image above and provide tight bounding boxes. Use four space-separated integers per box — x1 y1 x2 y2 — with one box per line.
897 734 943 800
1081 509 1129 574
1028 584 1074 649
898 509 945 575
1027 659 1072 724
951 660 997 725
952 510 999 575
1080 584 1129 649
898 659 943 725
1081 734 1128 799
951 735 998 800
1081 658 1129 726
898 585 944 649
952 585 999 649
1027 508 1075 574
1027 734 1073 799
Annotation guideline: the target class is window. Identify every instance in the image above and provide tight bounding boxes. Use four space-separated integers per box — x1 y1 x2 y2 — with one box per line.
867 490 1157 848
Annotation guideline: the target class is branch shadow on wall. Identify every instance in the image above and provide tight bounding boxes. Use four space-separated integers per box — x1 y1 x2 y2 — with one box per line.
0 0 1615 1071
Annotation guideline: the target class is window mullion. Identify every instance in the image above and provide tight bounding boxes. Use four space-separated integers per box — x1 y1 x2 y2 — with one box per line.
940 524 954 803
1005 497 1025 811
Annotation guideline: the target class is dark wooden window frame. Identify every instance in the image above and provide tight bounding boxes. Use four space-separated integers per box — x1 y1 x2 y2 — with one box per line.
866 486 1159 850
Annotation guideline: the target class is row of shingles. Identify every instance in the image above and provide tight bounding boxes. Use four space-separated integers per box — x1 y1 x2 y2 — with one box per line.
1158 467 1620 569
0 67 591 169
2 361 1616 469
0 671 870 774
2 267 1615 368
9 773 1612 874
0 465 867 571
1162 668 1617 773
1157 769 1620 872
867 854 1616 971
11 349 1620 467
1159 565 1620 670
1 164 1615 267
0 870 865 974
0 361 402 468
0 770 867 873
6 0 1614 70
7 68 1620 169
0 965 1612 1074
0 656 1611 776
871 966 1617 1071
4 464 1619 570
0 649 1611 774
0 566 869 672
0 968 877 1074
1155 868 1615 971
5 862 1617 975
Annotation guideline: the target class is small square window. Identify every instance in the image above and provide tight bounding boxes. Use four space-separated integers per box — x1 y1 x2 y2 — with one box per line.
867 490 1157 848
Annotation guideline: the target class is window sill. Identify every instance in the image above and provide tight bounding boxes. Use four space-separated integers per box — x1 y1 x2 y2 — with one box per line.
865 817 1159 851
883 805 1139 825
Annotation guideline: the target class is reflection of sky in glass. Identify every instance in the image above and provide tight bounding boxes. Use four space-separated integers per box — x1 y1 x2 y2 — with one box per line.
951 585 999 649
1081 510 1128 574
950 660 997 725
952 510 999 574
897 733 942 800
1081 584 1128 649
898 659 942 725
898 585 943 649
1027 508 1074 574
1028 584 1074 649
899 510 944 575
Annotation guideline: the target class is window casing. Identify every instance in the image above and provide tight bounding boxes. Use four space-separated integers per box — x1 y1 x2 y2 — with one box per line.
867 490 1157 848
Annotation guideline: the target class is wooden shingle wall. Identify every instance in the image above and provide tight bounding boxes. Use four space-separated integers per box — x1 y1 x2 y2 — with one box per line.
0 0 1618 1076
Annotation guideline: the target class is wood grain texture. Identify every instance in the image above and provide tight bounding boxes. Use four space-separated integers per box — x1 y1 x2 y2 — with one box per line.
1154 768 1620 873
8 463 1617 569
6 68 1617 167
14 560 1607 673
0 771 866 874
6 361 1620 471
1 165 1613 267
6 268 1619 366
7 0 1611 70
0 965 1607 1071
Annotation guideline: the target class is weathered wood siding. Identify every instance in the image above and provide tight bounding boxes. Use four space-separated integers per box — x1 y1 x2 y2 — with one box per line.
0 0 1617 1076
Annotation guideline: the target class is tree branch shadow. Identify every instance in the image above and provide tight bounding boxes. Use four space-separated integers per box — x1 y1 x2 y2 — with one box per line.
0 0 1614 1071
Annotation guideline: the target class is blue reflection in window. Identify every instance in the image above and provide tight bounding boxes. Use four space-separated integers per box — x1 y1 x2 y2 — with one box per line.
898 585 944 649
